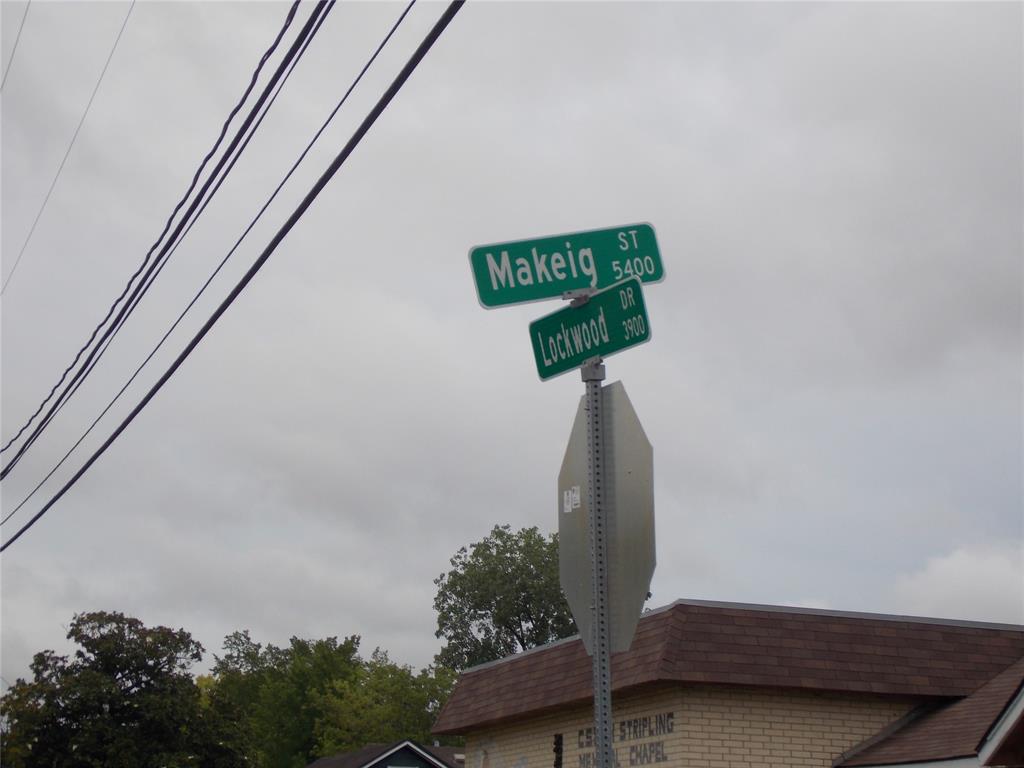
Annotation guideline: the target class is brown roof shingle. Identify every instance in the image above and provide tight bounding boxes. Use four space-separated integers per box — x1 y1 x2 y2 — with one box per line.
432 600 1024 735
838 656 1024 766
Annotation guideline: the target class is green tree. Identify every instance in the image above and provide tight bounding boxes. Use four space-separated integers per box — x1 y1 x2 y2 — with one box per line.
203 630 272 765
208 631 362 768
0 611 239 768
313 650 458 756
433 524 576 670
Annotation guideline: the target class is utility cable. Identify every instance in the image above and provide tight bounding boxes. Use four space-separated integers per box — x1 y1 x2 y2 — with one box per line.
0 0 465 552
0 0 329 482
1 0 136 294
0 0 301 455
0 1 322 479
0 0 31 92
1 0 416 527
0 10 335 495
22 1 334 436
0 0 333 485
53 1 335 419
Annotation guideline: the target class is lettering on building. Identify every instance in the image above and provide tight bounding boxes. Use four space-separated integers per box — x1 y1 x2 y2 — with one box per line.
573 711 674 768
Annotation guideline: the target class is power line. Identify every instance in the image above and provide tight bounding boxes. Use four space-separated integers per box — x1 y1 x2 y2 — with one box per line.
1 0 417 528
0 0 303 461
46 1 335 425
0 0 336 512
0 0 465 553
0 0 31 91
0 0 300 456
0 0 327 482
1 0 136 294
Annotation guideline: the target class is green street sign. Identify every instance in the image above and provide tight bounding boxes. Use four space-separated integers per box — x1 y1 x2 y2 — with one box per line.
529 277 651 381
470 223 663 308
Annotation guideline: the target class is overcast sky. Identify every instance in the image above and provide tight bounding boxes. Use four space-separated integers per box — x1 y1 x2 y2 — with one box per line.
2 1 1021 687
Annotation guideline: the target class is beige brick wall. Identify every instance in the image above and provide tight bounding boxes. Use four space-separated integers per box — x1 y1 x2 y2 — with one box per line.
463 684 915 768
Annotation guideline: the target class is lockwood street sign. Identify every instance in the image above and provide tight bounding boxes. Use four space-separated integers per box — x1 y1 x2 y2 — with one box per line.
470 223 663 308
529 277 650 380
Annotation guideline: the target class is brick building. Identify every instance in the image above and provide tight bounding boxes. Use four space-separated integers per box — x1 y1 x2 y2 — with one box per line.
432 600 1024 767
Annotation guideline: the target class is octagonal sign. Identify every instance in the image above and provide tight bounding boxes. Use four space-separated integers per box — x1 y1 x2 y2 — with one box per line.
558 381 655 655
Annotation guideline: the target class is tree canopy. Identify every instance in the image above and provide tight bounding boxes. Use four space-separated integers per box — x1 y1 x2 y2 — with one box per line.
2 614 459 768
433 524 576 670
314 649 457 756
5 524 570 768
0 611 233 768
207 630 363 768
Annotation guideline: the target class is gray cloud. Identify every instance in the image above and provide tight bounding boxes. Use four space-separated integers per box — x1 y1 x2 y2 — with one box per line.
3 1 1021 686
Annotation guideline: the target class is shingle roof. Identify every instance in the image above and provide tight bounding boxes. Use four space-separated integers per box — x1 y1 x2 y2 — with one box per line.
432 600 1024 735
837 656 1024 766
422 745 463 767
309 741 463 768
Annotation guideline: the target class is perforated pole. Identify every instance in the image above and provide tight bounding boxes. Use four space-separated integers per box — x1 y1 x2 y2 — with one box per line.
582 357 613 768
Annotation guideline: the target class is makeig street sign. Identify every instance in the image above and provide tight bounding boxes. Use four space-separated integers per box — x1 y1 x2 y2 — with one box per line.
470 223 663 308
529 278 651 381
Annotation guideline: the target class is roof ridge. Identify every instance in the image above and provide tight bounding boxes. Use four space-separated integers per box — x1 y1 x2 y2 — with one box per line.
664 597 1024 631
832 701 944 767
834 656 1024 766
974 656 1024 753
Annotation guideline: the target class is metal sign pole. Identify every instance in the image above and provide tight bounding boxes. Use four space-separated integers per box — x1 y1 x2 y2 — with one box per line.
582 356 614 768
